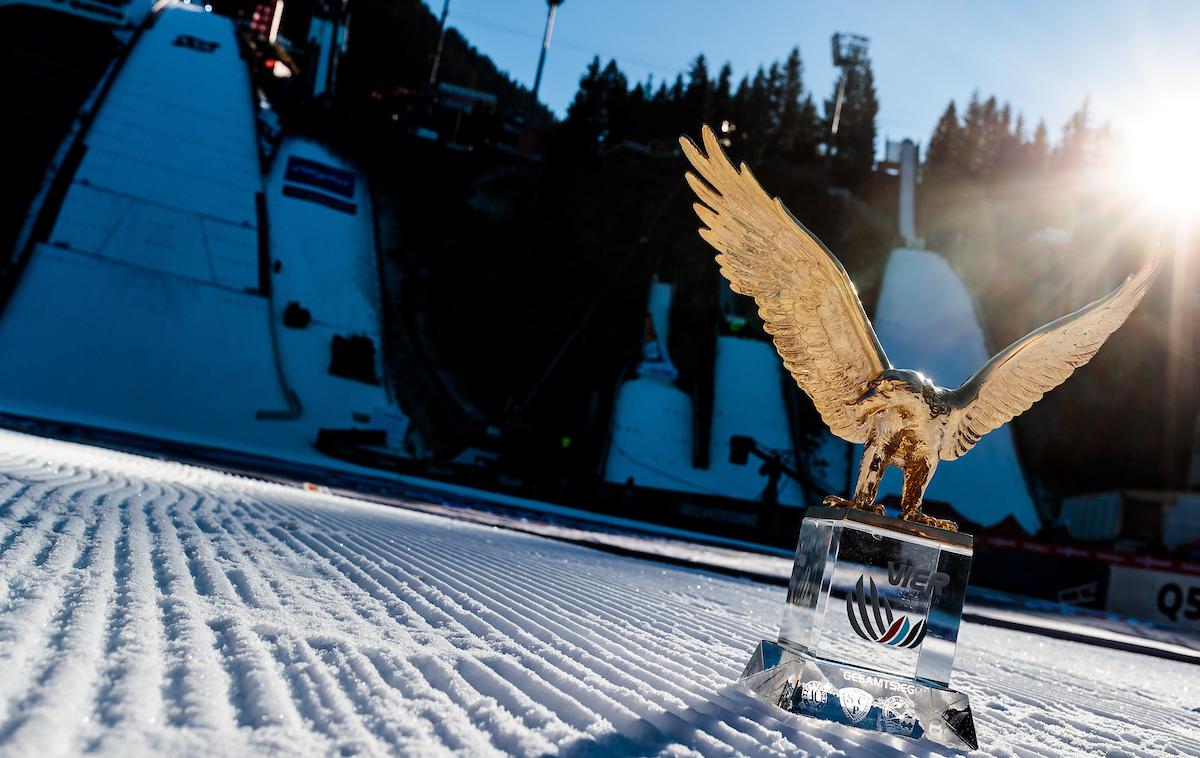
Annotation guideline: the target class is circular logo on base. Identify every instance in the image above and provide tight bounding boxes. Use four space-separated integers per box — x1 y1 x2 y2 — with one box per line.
799 680 835 712
878 695 918 736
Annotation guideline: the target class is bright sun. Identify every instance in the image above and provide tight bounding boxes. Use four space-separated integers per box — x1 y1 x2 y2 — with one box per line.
1117 104 1200 219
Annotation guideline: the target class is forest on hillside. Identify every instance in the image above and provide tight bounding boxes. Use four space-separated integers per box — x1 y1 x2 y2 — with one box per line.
920 95 1196 495
330 0 1197 503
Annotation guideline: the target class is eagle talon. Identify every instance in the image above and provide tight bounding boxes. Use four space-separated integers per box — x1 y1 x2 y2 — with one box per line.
902 511 959 533
822 495 884 515
822 495 855 509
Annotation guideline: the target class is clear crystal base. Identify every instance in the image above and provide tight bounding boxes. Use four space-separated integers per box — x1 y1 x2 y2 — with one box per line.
739 506 978 750
741 640 977 750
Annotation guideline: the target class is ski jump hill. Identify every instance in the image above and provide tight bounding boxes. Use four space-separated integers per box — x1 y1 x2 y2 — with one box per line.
0 7 1193 754
0 5 407 472
0 2 1039 543
604 254 1044 534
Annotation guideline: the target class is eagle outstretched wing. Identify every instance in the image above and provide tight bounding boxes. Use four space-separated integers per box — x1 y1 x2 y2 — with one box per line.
679 125 890 443
943 256 1160 460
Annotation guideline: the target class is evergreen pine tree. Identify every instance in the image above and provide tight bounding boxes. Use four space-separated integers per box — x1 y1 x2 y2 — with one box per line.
561 57 606 150
683 54 713 129
960 91 985 176
924 101 963 186
733 67 772 158
773 47 818 162
598 60 630 145
626 81 647 142
669 74 685 101
1029 119 1050 172
560 57 629 150
712 62 734 127
795 95 822 164
1057 97 1092 170
647 80 671 139
766 62 784 138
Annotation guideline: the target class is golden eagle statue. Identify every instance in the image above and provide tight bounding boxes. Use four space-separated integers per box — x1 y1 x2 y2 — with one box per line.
680 125 1159 531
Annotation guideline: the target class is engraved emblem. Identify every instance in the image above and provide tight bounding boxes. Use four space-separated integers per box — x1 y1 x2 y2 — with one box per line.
837 687 873 724
845 575 927 648
878 696 918 736
799 680 835 713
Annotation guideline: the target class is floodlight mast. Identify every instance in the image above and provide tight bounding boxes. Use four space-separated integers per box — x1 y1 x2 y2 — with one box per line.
429 0 450 85
532 0 566 100
829 32 869 137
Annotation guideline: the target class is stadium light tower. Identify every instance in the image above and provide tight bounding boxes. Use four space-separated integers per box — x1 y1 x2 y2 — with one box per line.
829 32 869 137
531 0 565 101
428 0 450 85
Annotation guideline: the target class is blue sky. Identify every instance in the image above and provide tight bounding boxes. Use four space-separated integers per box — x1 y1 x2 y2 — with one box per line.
420 1 1199 149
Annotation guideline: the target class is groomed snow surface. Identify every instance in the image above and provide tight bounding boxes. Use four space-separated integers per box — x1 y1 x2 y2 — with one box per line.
0 430 1196 757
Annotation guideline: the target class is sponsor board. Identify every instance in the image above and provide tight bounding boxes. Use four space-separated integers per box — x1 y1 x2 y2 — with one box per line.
172 34 219 53
281 185 357 215
1107 566 1200 631
284 157 357 199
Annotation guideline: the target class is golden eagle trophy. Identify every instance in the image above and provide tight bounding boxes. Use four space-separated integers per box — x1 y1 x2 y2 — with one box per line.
681 125 1157 531
680 124 1157 749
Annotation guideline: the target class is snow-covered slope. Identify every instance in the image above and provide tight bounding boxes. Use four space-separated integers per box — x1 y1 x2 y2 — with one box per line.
0 7 411 472
0 429 1195 756
0 6 292 454
605 336 805 505
709 336 805 504
263 137 410 452
869 248 1041 531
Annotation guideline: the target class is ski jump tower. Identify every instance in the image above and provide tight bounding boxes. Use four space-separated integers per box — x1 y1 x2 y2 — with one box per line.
891 138 920 247
307 0 349 99
867 139 1041 531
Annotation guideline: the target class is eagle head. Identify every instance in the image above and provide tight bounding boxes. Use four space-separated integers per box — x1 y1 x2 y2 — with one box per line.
858 369 949 416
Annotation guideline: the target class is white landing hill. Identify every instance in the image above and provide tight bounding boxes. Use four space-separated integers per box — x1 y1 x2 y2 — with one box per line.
867 248 1042 532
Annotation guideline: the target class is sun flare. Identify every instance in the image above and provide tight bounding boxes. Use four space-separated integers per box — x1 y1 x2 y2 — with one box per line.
1116 104 1200 219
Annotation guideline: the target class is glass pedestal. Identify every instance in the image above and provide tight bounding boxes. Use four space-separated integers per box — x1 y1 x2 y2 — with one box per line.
740 506 978 750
